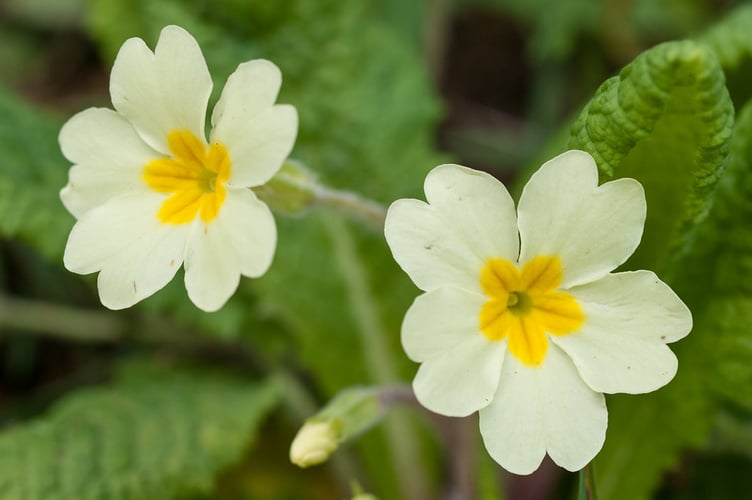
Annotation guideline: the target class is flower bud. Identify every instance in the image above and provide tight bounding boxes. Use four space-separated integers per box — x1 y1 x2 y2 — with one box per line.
290 386 386 468
253 159 317 214
289 420 341 468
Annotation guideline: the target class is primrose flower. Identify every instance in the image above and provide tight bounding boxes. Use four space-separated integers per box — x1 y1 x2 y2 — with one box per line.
60 25 297 312
384 151 692 474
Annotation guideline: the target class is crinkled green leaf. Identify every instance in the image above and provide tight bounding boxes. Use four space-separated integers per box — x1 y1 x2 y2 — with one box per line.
673 98 752 411
0 87 71 259
566 40 736 500
0 368 277 500
568 40 733 273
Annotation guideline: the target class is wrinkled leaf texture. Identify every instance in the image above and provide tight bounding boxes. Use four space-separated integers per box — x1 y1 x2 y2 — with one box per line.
0 370 277 499
566 14 752 497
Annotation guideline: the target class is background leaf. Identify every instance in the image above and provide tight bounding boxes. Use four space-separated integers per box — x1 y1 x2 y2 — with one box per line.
568 40 733 274
0 362 278 500
698 4 752 108
0 87 70 259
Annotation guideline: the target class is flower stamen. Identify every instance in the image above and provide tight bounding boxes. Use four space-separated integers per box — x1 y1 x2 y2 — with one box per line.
479 256 584 366
143 129 232 224
506 290 532 315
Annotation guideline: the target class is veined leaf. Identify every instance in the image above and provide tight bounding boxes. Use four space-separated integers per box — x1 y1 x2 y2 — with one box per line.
568 40 733 274
674 98 752 411
0 369 277 499
566 40 735 500
601 96 752 500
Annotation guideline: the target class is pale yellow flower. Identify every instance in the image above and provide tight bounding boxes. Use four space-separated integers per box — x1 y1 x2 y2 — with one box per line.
60 26 297 311
384 151 692 474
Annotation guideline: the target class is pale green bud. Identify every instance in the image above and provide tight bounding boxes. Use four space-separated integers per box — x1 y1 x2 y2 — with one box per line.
290 386 386 468
289 420 341 468
253 159 317 214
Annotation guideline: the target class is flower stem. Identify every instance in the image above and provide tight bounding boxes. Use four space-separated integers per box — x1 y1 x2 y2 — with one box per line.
325 213 430 499
255 161 387 230
578 462 599 500
271 370 361 494
0 293 121 342
312 184 387 230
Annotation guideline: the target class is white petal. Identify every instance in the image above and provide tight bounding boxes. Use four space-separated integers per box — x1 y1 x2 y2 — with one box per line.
385 199 480 292
61 166 148 220
517 150 646 288
110 25 212 153
384 164 518 292
183 189 276 312
552 270 692 394
478 354 546 475
479 345 607 475
63 192 190 309
59 108 159 218
402 287 487 361
413 333 505 417
218 106 297 188
210 60 297 187
425 165 519 261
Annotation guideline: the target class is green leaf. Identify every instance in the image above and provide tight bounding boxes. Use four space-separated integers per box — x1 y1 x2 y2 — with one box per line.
673 98 752 411
566 39 737 500
0 367 278 499
568 40 733 274
0 86 71 259
594 346 714 500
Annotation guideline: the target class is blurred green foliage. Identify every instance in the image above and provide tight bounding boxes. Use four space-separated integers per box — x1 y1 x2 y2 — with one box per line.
0 364 277 499
0 88 70 258
1 0 752 499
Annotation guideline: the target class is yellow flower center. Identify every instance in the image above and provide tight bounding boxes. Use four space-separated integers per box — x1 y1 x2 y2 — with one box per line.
479 255 584 366
143 129 231 224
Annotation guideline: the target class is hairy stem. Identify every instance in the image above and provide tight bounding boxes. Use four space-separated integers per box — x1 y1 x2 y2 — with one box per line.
325 214 430 499
312 184 387 230
255 164 387 230
0 293 121 342
271 370 361 495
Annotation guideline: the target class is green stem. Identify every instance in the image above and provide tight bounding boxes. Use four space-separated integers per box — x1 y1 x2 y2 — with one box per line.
254 163 387 230
0 293 121 342
325 213 430 500
271 370 361 495
312 184 387 230
578 462 599 500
